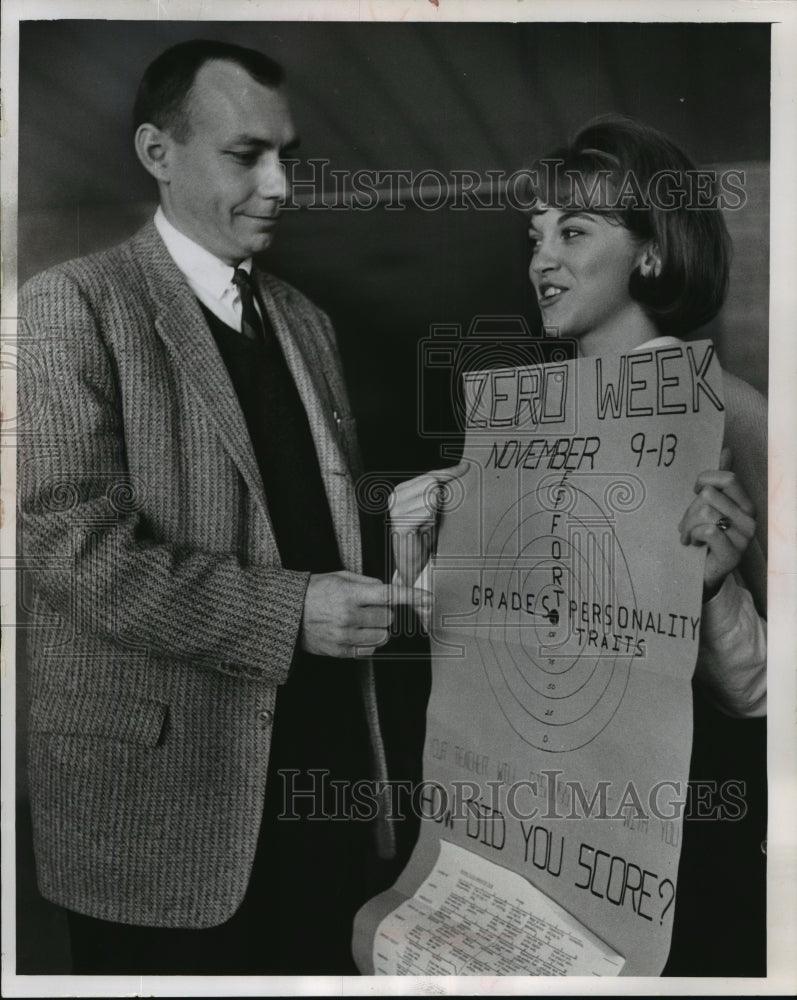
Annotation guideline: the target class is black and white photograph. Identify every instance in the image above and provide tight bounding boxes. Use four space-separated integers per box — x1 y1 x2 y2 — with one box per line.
1 0 795 995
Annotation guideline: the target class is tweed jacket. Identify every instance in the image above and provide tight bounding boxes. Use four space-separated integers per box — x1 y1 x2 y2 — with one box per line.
18 221 391 928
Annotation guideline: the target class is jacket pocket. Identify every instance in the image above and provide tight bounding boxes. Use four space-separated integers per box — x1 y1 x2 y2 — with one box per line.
29 688 168 747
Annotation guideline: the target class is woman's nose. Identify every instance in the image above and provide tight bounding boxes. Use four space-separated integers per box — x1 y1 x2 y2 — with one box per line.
530 239 558 274
529 243 559 281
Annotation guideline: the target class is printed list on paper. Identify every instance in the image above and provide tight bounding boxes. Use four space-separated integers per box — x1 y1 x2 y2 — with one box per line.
374 840 625 976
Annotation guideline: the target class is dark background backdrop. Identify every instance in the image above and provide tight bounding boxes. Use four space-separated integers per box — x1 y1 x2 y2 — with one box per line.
15 18 770 973
19 19 770 474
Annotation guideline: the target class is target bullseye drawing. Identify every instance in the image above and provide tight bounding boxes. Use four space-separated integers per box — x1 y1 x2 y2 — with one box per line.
437 477 642 752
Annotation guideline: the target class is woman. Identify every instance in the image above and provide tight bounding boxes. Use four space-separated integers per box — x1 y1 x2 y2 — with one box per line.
391 116 767 974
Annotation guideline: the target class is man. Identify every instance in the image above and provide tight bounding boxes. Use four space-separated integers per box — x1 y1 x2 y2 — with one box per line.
18 39 426 975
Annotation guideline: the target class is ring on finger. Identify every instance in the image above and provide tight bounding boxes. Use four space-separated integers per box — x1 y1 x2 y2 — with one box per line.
716 516 732 532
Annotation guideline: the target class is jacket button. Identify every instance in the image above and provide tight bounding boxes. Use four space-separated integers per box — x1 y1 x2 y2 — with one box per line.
257 709 273 725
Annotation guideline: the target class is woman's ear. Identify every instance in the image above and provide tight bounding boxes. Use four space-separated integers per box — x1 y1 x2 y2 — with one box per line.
134 123 173 185
639 242 662 278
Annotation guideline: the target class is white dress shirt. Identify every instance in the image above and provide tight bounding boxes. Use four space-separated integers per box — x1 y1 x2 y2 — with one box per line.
154 206 257 333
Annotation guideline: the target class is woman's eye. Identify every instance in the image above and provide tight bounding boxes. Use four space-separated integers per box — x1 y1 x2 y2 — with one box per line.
562 228 584 240
528 236 540 253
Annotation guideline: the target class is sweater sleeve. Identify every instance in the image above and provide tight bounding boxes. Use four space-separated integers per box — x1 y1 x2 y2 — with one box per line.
695 573 767 717
691 371 769 717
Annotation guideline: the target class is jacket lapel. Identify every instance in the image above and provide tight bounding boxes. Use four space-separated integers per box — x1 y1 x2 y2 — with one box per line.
257 276 344 453
129 221 360 571
256 272 363 573
131 223 274 534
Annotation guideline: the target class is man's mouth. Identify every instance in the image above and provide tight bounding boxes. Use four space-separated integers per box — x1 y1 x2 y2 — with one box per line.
242 214 278 226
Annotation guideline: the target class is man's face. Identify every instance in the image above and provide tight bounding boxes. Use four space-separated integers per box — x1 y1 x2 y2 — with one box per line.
161 60 297 264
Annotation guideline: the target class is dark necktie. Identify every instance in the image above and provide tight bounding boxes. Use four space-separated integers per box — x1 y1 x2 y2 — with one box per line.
213 267 341 574
232 267 264 341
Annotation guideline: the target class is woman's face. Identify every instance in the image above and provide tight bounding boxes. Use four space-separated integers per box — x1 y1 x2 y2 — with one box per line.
528 206 652 350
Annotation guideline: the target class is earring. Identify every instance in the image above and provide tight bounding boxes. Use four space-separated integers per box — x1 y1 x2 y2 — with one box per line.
640 249 661 278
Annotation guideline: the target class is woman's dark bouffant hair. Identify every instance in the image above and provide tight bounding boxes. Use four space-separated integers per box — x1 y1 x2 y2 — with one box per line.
527 115 731 336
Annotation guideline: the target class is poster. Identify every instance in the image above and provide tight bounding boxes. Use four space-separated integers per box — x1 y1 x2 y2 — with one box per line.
354 342 725 975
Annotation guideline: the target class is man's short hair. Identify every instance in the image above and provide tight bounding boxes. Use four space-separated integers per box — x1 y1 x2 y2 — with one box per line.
133 39 285 141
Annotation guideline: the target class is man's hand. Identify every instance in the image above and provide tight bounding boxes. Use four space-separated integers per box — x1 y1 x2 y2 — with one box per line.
678 448 757 600
390 461 469 586
300 570 431 658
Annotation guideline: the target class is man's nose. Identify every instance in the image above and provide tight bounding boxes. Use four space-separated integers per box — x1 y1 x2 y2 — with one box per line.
256 156 289 202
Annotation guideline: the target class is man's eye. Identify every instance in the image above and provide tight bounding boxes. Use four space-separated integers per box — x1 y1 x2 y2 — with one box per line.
228 151 258 165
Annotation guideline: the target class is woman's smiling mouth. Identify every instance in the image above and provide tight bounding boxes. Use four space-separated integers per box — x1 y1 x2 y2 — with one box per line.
538 283 567 306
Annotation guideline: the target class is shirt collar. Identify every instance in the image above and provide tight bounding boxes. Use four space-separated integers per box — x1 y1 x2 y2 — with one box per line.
634 335 683 351
154 207 252 301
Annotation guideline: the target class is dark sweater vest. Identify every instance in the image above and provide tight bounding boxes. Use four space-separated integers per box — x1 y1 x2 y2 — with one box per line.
201 302 340 574
200 303 372 793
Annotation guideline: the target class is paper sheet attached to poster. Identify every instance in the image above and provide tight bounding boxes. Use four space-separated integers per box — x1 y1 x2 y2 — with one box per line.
354 341 725 976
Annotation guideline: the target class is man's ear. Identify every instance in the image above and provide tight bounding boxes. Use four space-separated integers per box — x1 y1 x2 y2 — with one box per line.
639 242 662 279
134 123 174 184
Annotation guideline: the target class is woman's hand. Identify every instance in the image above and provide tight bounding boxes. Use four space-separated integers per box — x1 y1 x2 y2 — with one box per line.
678 449 757 600
390 461 469 586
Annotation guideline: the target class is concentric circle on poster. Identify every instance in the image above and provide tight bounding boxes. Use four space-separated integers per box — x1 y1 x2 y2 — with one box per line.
469 482 640 752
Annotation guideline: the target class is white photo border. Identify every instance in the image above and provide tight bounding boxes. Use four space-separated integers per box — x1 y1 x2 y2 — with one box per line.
2 1 795 996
